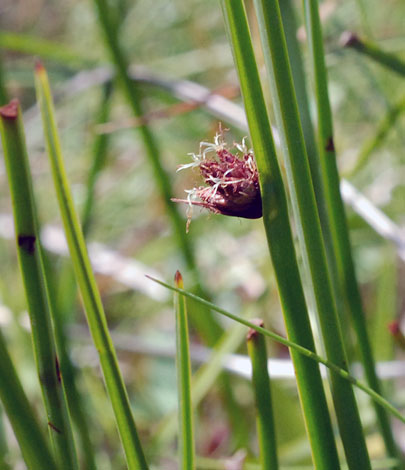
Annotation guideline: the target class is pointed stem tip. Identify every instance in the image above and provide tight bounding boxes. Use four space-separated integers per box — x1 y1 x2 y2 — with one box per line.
0 99 19 120
247 318 264 340
174 270 184 288
34 59 45 74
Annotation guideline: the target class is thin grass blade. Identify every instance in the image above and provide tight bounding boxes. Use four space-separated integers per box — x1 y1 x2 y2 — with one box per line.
0 329 57 469
147 276 405 426
174 271 195 470
49 83 114 470
34 63 149 470
90 0 248 448
153 310 247 450
341 32 405 77
303 0 400 463
247 319 278 470
252 0 372 466
91 0 223 344
0 99 78 470
219 0 340 467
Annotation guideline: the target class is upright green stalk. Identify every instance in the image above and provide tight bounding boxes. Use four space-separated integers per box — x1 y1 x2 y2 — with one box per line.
220 1 340 468
0 100 78 470
247 320 278 470
44 259 97 470
90 0 248 447
91 0 222 344
34 63 149 470
174 271 195 470
303 0 400 463
278 0 343 320
52 82 115 470
0 329 58 470
153 317 247 450
252 0 371 467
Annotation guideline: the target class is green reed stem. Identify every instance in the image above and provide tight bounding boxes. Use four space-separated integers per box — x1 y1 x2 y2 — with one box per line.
0 329 58 469
247 320 278 470
278 0 343 320
303 0 400 464
90 0 247 446
342 32 405 77
50 83 114 470
44 259 97 470
174 271 195 470
91 0 223 347
153 316 247 451
147 276 405 427
34 63 148 470
253 0 371 466
0 99 78 470
220 1 340 467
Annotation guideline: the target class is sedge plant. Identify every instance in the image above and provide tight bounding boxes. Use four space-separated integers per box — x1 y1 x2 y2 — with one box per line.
0 99 78 470
174 271 195 470
246 0 373 466
247 319 278 470
34 62 149 470
148 275 405 428
302 0 400 463
219 1 341 468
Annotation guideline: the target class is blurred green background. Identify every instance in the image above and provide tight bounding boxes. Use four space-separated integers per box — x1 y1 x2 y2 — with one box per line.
0 0 404 468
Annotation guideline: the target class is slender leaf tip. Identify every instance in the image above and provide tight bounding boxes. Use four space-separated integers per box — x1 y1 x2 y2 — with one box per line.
174 270 184 288
247 318 264 341
0 99 19 120
34 59 46 74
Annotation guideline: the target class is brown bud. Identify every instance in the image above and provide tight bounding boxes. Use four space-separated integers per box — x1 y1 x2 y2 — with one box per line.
173 128 262 231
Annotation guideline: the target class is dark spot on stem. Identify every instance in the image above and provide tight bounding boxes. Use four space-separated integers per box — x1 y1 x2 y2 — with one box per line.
325 137 335 152
18 234 36 254
0 99 19 120
48 422 62 434
55 356 61 383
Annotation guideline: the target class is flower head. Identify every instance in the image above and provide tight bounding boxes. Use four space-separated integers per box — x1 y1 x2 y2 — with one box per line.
173 126 262 232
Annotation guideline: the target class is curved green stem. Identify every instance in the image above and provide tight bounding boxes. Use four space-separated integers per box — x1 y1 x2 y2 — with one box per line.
247 320 278 470
174 272 195 470
252 0 371 466
35 63 149 470
220 1 340 467
0 100 78 470
147 276 405 427
304 0 401 464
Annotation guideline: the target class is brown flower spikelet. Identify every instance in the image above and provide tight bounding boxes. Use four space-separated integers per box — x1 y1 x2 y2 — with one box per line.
173 128 262 231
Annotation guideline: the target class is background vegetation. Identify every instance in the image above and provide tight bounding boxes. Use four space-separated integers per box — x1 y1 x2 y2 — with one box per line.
0 0 404 468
